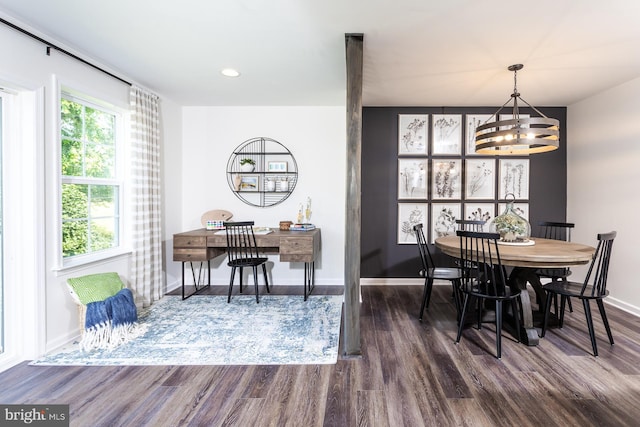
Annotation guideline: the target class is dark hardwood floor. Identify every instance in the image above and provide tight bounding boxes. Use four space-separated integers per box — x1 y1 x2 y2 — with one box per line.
2 284 640 426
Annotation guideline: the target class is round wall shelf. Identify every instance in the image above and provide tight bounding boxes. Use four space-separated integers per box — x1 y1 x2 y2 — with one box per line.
226 137 298 207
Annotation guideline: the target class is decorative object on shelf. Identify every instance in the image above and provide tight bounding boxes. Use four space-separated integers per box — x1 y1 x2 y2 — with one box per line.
265 177 276 192
239 158 256 172
239 175 259 191
304 197 312 223
206 220 224 230
279 221 293 231
278 176 289 192
290 223 316 231
475 64 560 155
490 193 531 243
201 209 233 227
268 161 288 172
226 137 298 207
297 203 304 223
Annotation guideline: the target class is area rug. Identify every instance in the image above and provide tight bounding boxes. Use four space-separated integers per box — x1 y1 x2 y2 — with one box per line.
31 295 343 366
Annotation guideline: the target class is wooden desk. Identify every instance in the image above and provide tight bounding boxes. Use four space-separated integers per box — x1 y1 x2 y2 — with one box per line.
435 235 595 345
174 228 321 300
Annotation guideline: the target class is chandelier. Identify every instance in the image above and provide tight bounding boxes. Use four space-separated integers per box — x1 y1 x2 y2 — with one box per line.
475 64 559 155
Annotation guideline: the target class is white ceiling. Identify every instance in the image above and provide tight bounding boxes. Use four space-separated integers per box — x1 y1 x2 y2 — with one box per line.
2 0 640 107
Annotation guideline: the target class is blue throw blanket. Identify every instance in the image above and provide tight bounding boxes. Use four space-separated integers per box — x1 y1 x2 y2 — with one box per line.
85 288 137 329
82 288 145 351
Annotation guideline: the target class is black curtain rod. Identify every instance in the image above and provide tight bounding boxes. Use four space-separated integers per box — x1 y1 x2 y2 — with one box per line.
1 16 132 86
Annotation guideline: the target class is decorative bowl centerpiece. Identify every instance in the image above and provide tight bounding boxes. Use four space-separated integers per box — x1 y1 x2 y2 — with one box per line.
490 194 530 243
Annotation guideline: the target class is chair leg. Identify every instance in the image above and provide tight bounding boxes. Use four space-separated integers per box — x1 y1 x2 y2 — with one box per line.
228 267 236 303
239 267 244 293
559 296 567 328
541 291 553 337
418 278 433 321
456 294 471 343
567 297 573 313
495 301 502 359
582 299 598 356
261 264 270 293
476 297 484 330
597 299 614 345
252 266 260 303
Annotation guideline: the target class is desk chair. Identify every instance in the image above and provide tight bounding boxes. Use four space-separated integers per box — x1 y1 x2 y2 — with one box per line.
455 230 522 359
413 224 462 321
541 231 616 356
223 221 270 303
536 221 575 314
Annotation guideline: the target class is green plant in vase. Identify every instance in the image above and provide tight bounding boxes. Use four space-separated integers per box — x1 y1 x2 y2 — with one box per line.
239 158 256 172
490 194 531 242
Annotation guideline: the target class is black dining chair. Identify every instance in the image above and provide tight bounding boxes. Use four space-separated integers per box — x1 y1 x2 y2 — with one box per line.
536 221 575 314
455 230 522 359
456 219 486 232
413 223 463 321
223 221 270 303
541 231 616 356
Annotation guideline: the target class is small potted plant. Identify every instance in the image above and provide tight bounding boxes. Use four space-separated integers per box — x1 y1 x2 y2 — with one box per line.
239 158 255 172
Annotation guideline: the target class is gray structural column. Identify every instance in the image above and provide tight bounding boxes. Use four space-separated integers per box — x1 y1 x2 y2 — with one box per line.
343 33 363 356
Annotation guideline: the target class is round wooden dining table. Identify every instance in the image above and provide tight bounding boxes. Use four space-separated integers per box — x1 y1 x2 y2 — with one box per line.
435 235 595 345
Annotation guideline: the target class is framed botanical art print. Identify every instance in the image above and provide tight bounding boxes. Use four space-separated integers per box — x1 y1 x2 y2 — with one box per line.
432 114 462 155
432 159 461 199
398 203 428 244
398 114 428 155
465 159 495 200
464 203 494 231
465 114 492 155
398 158 427 199
431 203 461 243
499 158 529 199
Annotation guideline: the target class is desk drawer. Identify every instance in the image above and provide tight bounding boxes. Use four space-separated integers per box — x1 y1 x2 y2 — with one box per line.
280 235 316 262
174 235 206 248
173 248 212 261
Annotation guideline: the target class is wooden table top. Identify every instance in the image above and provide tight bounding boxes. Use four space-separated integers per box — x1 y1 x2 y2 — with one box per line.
435 235 595 268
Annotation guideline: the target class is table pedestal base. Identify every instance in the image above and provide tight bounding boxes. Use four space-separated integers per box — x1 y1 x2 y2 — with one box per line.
509 267 547 346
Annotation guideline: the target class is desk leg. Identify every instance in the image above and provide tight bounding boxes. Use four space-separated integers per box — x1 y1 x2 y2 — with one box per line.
181 260 211 300
304 261 315 301
509 267 546 346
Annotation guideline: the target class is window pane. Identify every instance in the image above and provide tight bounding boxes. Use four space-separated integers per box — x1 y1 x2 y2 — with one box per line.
90 218 117 251
60 99 82 139
86 141 115 178
61 95 121 260
62 219 88 257
85 107 115 143
62 184 88 220
61 138 83 176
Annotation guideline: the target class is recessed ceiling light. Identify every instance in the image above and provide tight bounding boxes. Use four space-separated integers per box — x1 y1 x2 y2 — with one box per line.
221 68 240 77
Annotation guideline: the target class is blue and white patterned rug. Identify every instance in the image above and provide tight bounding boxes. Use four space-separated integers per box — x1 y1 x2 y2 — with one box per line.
31 295 343 366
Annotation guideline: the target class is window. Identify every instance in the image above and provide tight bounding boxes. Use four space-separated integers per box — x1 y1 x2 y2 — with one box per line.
60 94 123 261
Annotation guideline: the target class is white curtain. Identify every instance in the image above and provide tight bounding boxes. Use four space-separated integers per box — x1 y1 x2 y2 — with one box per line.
129 86 163 307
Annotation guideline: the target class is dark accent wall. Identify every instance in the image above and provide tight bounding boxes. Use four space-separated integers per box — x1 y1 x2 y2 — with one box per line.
361 106 567 278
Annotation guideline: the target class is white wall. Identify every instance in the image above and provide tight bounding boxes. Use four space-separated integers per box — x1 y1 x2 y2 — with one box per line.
568 77 640 315
177 106 346 288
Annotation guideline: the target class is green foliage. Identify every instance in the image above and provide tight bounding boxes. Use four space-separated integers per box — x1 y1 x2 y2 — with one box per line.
61 98 118 258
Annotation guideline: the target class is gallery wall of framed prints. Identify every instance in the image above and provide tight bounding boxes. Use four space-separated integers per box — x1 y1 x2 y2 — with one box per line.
396 113 530 244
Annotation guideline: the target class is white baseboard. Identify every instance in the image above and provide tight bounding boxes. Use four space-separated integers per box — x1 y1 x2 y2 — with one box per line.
606 296 640 317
